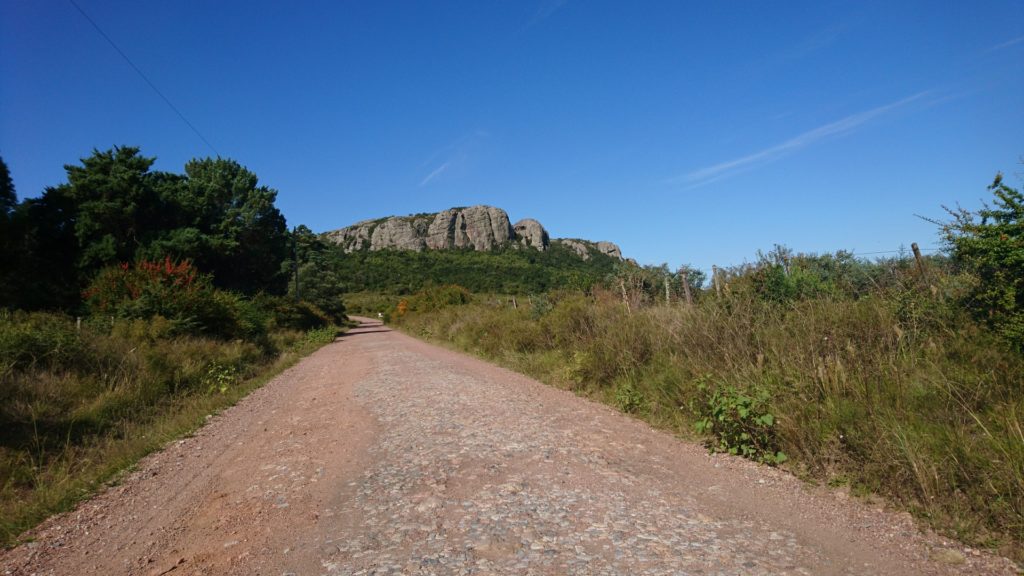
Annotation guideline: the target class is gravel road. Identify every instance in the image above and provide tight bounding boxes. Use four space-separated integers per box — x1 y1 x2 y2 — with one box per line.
1 318 1017 575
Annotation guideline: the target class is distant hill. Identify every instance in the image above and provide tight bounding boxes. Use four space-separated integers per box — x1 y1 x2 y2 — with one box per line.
321 206 629 294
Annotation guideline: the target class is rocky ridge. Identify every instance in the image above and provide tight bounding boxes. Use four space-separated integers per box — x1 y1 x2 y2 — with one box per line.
323 205 622 260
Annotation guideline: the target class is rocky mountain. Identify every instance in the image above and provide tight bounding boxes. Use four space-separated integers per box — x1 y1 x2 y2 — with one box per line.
323 205 622 261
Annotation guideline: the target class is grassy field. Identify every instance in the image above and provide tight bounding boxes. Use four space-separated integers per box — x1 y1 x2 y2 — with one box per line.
0 311 340 548
393 281 1023 560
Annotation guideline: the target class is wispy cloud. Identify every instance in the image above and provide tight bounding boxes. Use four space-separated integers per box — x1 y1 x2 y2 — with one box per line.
674 92 931 189
987 35 1024 52
417 130 489 188
419 161 451 187
522 0 569 31
744 23 848 78
535 0 569 21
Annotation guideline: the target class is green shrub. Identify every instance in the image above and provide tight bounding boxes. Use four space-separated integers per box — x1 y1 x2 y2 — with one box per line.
83 258 269 342
404 284 472 313
940 174 1024 350
201 361 238 394
343 291 398 316
613 380 647 414
0 310 87 374
693 377 787 465
260 297 332 331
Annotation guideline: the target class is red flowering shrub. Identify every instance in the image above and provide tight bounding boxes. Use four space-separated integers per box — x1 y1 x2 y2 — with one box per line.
83 258 267 341
84 257 203 313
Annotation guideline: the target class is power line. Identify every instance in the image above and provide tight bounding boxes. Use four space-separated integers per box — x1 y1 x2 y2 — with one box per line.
67 0 220 156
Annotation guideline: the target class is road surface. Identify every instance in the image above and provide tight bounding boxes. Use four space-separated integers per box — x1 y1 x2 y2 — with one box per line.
1 318 1016 575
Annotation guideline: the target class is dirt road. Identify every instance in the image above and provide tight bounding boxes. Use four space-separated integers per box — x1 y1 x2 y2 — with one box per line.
1 318 1016 575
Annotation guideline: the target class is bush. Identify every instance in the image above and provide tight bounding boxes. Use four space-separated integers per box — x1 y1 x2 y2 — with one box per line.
256 296 332 331
82 258 269 342
693 377 787 465
0 310 87 374
940 174 1024 350
391 285 472 319
613 380 647 414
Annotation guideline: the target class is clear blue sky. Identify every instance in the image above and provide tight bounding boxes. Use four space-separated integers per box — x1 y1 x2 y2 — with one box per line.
2 1 1022 273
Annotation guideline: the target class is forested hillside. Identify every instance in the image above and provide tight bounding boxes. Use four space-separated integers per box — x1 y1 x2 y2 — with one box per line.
314 240 622 295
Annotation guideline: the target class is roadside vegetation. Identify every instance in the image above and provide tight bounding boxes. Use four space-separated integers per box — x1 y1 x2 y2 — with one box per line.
0 150 347 547
391 175 1024 559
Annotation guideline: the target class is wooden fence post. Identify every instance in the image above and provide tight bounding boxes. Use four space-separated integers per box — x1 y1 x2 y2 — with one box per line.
712 265 721 297
911 242 927 279
681 269 693 307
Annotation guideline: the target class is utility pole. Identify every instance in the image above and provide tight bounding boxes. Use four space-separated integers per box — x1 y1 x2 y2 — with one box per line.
293 226 300 302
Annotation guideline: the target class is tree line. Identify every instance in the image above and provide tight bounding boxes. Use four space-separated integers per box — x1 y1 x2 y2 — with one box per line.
0 147 291 312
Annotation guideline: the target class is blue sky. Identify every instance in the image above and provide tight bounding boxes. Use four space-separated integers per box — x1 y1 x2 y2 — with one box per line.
2 1 1022 273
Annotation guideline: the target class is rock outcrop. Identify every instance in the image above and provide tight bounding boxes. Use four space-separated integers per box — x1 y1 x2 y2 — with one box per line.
595 241 622 259
324 206 622 261
556 239 592 260
552 238 622 261
513 219 549 251
325 206 513 253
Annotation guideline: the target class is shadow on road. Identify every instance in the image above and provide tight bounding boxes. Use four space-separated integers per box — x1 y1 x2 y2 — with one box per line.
342 328 391 336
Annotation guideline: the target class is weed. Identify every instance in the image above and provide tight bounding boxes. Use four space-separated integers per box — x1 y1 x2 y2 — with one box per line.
613 380 647 414
202 362 238 394
693 377 787 465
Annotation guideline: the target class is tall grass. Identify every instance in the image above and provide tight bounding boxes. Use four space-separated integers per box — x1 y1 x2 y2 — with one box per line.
395 282 1023 559
0 311 339 547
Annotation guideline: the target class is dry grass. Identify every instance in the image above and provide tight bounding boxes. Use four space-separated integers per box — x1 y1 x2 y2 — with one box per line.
0 312 339 547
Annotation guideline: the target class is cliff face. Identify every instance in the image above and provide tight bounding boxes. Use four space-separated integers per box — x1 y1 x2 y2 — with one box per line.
324 206 512 253
323 205 621 260
513 218 548 251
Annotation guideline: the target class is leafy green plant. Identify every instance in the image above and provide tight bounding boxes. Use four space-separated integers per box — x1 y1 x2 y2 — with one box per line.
530 294 553 319
201 361 238 394
614 380 646 414
300 326 338 347
693 377 787 465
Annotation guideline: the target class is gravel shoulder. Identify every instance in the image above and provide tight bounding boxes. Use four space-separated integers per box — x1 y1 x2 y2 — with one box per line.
1 318 1017 575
